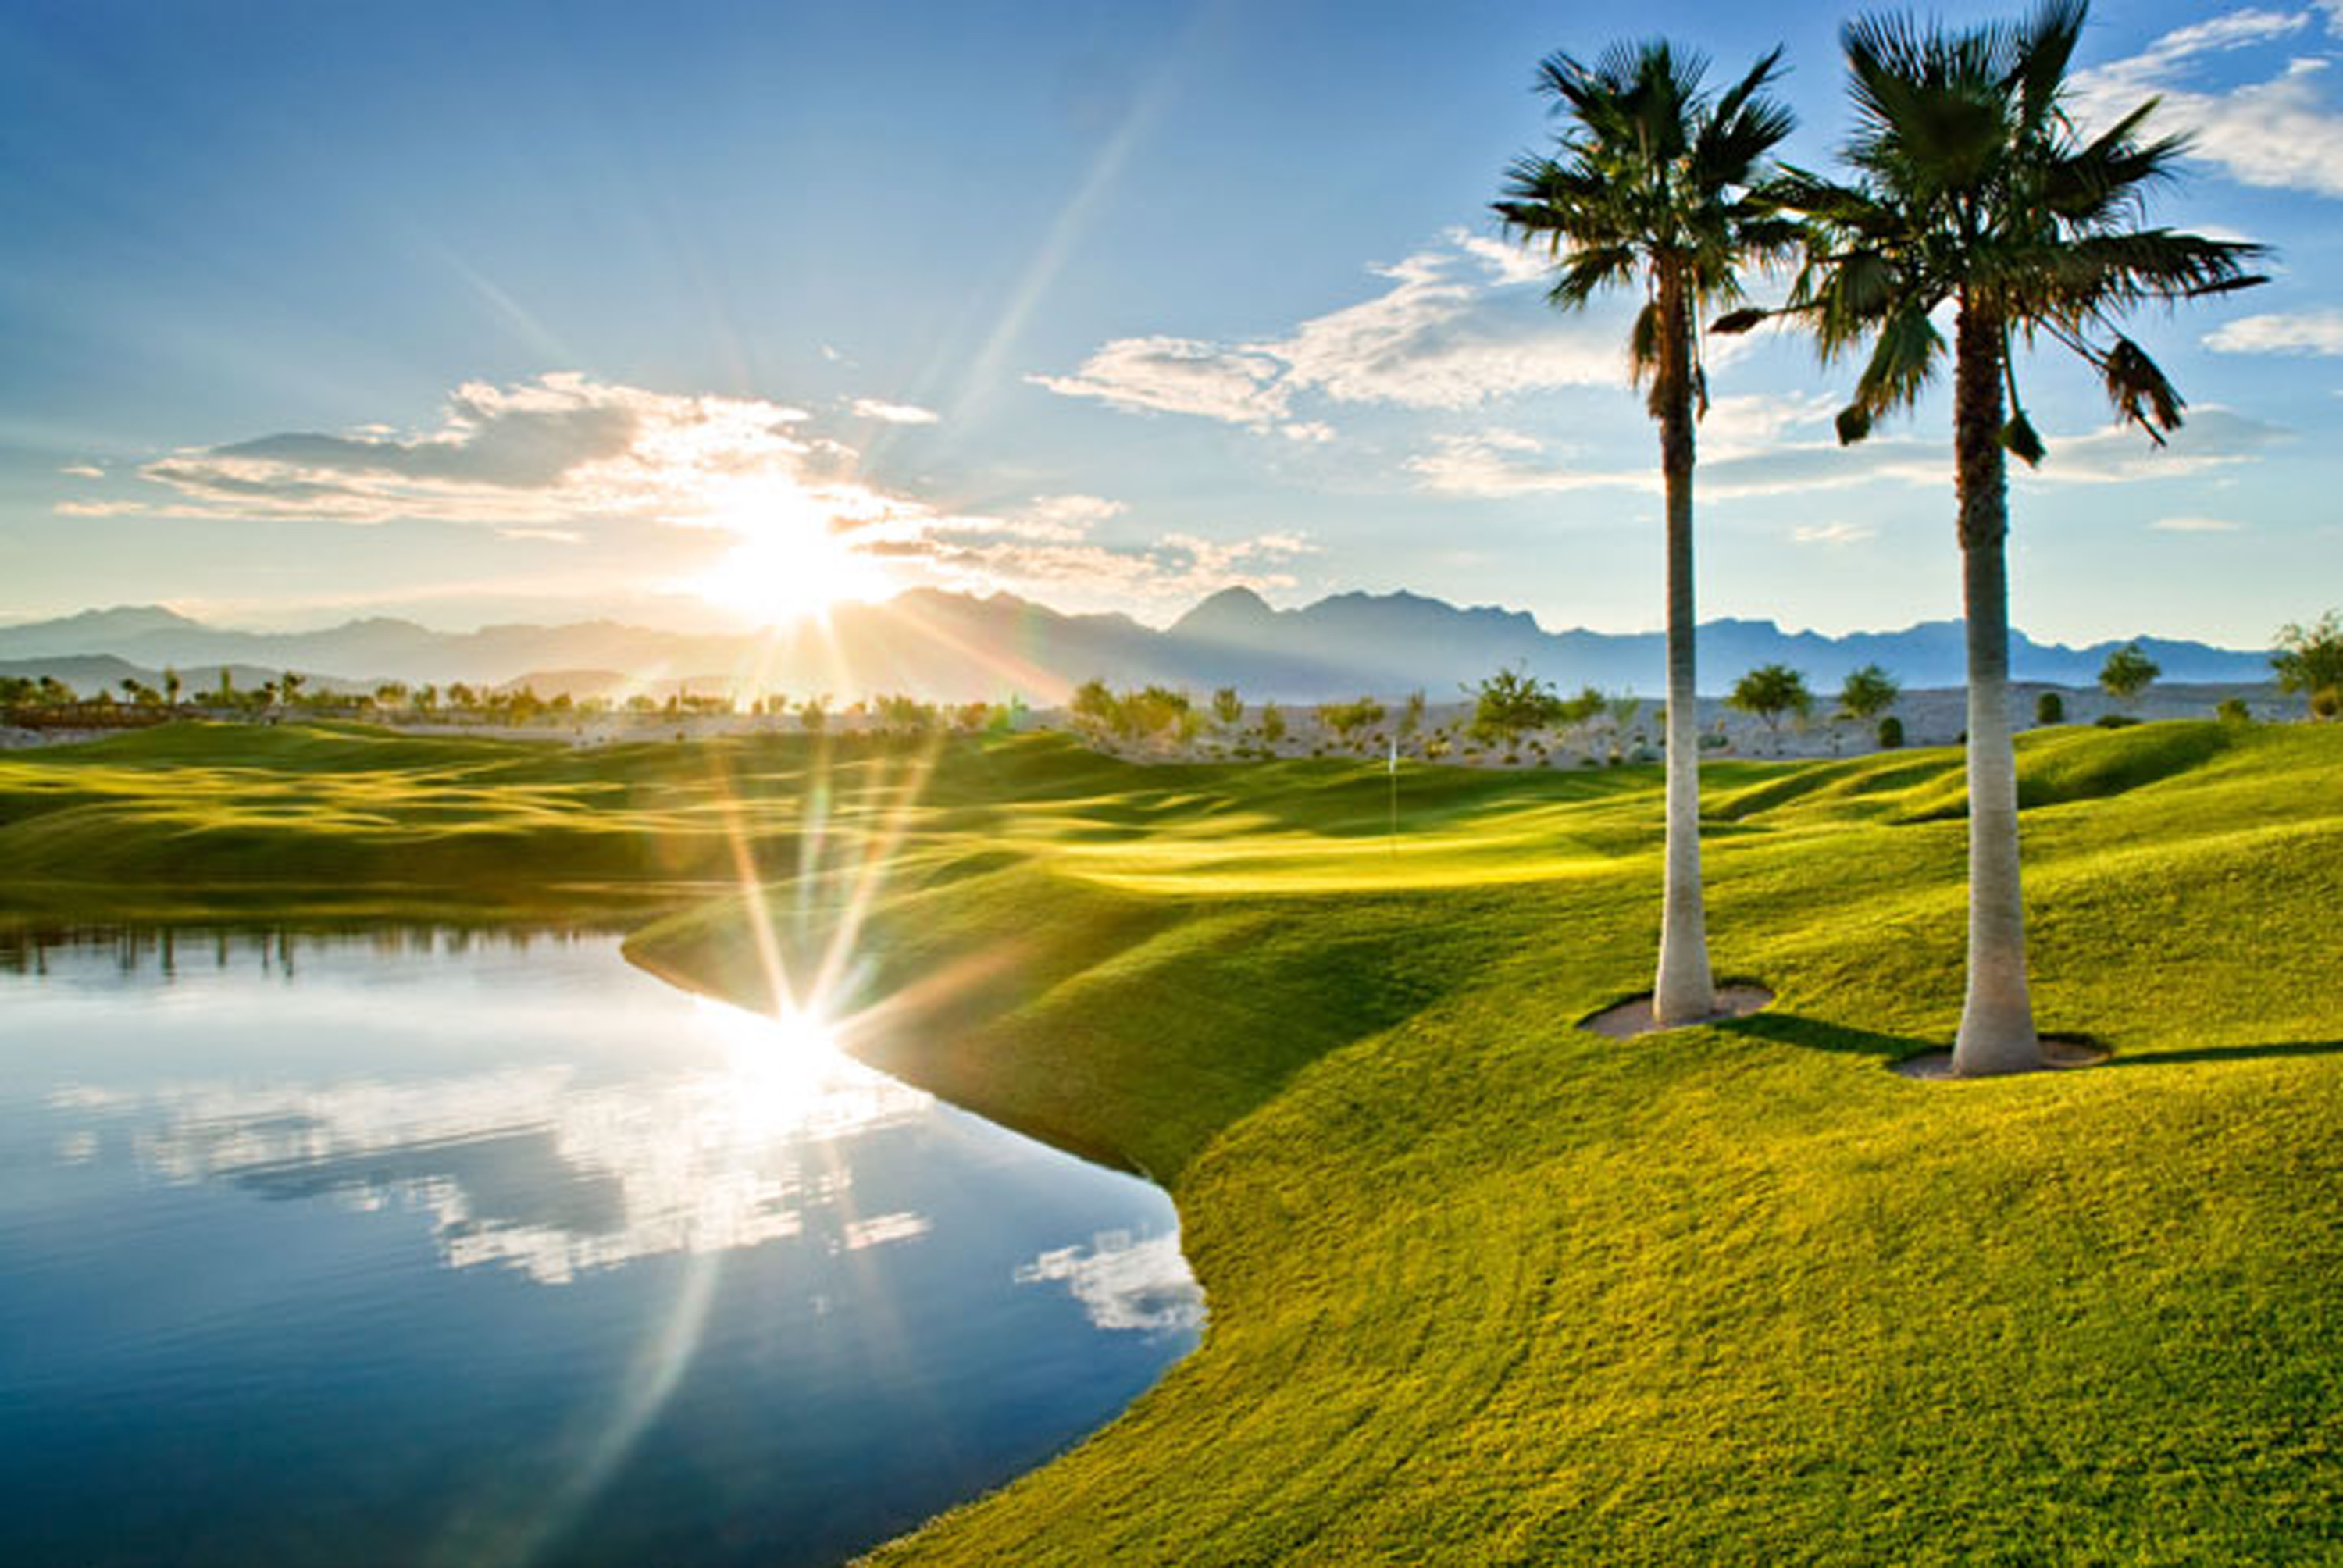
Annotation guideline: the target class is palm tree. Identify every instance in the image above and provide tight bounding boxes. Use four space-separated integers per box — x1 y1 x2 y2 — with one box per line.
1495 41 1798 1025
1725 0 2263 1073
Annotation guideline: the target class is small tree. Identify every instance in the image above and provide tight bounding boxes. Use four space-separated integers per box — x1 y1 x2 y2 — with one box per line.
162 668 182 706
2273 610 2343 720
2099 643 2160 711
1260 704 1286 745
1727 664 1813 734
216 667 236 704
1318 697 1386 747
1211 686 1244 729
798 693 830 733
1469 666 1567 747
1877 715 1905 749
1399 690 1427 739
2216 697 2252 725
1122 685 1192 741
1069 678 1118 736
2035 690 2065 726
1836 663 1900 725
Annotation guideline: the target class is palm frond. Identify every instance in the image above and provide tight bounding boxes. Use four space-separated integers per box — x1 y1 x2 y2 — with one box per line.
1498 34 1796 427
2101 335 2184 440
1849 300 1945 420
2007 0 2087 141
1772 0 2266 466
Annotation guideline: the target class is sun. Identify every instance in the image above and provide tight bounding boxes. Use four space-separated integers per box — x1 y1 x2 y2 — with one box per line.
692 529 896 625
683 483 899 625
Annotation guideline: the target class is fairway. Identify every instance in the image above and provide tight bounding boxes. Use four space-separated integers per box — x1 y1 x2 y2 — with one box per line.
5 718 2341 1561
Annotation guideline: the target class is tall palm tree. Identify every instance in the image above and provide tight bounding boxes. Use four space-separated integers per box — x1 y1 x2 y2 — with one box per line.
1723 0 2263 1073
1495 41 1799 1025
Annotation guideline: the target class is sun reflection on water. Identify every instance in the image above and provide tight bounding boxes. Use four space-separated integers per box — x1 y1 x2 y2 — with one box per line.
48 992 937 1286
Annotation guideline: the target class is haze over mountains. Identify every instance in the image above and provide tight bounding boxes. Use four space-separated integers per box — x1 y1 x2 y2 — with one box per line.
0 590 2275 703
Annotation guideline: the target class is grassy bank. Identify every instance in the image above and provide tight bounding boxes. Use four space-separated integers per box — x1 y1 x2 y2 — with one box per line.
6 718 2341 1559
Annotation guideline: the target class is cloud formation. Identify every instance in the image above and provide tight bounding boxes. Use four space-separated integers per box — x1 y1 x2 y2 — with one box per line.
2150 515 2248 532
119 373 1309 615
1793 521 1878 546
1410 404 2287 501
2204 309 2343 354
848 397 940 425
2073 7 2343 196
1029 234 1624 433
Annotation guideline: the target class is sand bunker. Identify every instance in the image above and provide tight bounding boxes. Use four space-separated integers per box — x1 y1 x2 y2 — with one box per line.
1894 1035 2110 1080
1578 984 1774 1039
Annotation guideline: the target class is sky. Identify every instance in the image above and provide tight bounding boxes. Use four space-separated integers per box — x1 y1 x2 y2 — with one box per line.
4 0 2339 648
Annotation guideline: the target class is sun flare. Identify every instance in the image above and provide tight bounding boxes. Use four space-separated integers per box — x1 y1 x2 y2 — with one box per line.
690 528 897 626
684 481 899 625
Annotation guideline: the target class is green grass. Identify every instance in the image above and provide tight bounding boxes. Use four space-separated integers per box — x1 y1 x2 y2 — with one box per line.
5 717 2341 1562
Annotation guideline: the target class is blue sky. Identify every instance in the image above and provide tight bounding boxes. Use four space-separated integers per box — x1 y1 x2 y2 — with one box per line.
4 0 2338 647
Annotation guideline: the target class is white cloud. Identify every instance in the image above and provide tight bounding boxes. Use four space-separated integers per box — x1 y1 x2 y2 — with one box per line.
2204 308 2343 353
1792 521 1878 546
59 463 104 478
2150 515 2247 531
1265 249 1621 411
1028 336 1291 426
2073 9 2343 195
848 397 940 425
1699 393 1842 461
1406 432 1653 498
1015 1231 1203 1334
141 373 810 526
1446 227 1551 286
1410 407 2285 501
1279 420 1337 444
52 499 148 518
1029 238 1626 430
129 374 1312 615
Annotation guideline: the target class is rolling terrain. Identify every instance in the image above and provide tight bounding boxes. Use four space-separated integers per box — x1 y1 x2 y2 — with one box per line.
2 719 2338 1561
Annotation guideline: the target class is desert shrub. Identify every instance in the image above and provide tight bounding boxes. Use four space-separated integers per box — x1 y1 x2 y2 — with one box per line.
2099 642 2160 708
2273 611 2343 718
1727 664 1813 732
2036 690 2065 725
1877 715 1904 749
2216 697 2252 724
1468 666 1565 747
2095 713 2142 729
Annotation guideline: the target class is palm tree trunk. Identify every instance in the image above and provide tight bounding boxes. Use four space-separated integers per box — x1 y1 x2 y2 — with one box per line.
1951 301 2040 1074
1652 273 1715 1025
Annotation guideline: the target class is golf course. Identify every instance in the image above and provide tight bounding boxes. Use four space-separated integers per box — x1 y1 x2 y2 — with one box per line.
4 716 2338 1562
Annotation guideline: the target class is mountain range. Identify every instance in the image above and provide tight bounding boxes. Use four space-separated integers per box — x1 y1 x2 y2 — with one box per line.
0 590 2277 702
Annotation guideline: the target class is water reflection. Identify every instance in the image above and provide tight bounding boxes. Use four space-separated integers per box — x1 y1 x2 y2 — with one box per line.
0 929 1201 1566
1018 1230 1208 1334
48 1000 936 1287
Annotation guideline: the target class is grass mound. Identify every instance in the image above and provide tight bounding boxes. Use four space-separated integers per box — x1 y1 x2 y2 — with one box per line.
6 717 2341 1559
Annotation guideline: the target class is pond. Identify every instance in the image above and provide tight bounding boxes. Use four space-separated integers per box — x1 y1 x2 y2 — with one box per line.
0 928 1200 1566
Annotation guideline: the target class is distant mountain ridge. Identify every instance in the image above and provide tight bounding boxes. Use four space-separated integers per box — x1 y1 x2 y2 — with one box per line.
0 588 2275 701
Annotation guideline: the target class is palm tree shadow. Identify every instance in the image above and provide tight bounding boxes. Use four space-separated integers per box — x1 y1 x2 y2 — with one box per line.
2105 1039 2343 1070
1719 1011 2343 1073
1715 1010 1937 1064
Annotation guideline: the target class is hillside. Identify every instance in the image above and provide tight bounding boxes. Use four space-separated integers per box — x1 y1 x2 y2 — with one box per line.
1 718 2338 1559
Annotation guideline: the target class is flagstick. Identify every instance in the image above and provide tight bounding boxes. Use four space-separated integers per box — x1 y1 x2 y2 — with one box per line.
1387 736 1399 858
